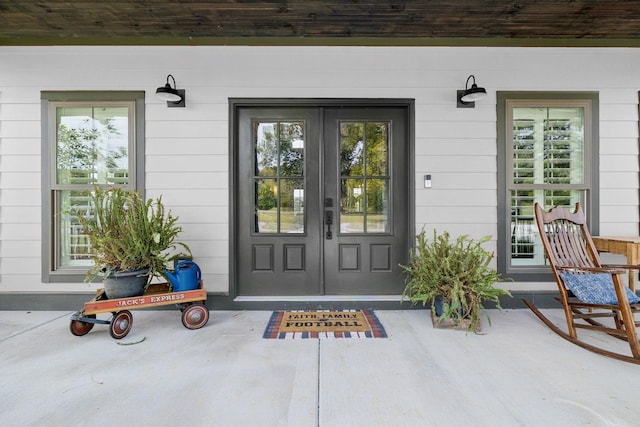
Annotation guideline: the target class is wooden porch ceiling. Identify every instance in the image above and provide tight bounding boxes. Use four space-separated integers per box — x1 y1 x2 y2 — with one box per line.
1 0 640 46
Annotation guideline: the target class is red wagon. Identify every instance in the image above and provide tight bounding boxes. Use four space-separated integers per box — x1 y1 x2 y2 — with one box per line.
69 282 209 339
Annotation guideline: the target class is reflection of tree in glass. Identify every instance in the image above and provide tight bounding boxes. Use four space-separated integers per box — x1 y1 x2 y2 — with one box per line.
340 122 364 177
257 180 277 210
365 123 388 176
256 121 304 177
57 118 126 184
366 179 386 214
255 122 278 176
256 122 305 215
279 122 303 176
57 124 99 170
340 122 389 214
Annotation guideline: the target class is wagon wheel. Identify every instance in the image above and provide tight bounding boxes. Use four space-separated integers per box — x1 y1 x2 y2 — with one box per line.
69 314 96 336
109 310 133 339
181 303 209 330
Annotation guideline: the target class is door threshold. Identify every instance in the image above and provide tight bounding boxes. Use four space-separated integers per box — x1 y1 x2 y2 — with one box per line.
234 295 402 302
211 294 411 310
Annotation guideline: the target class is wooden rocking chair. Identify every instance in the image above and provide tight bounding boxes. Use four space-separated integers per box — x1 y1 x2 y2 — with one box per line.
523 202 640 364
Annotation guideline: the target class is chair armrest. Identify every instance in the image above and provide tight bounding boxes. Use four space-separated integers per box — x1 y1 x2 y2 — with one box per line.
556 266 628 275
602 263 640 271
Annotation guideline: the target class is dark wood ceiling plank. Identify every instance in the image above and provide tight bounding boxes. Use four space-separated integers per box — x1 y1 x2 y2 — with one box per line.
1 0 640 45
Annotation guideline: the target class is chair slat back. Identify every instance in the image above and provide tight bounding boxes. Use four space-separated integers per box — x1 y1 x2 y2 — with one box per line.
534 203 601 272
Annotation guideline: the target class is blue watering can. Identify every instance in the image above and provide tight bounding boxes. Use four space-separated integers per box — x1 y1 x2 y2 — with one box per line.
165 260 201 292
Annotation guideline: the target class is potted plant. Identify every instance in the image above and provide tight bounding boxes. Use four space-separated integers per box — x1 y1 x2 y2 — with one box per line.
76 186 192 299
401 229 511 332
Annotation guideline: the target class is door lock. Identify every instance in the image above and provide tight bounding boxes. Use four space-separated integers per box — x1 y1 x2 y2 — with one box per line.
325 210 333 239
325 198 334 239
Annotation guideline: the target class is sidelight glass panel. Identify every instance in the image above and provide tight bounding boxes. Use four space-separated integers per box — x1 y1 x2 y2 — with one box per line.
56 106 129 186
366 179 389 232
253 120 306 234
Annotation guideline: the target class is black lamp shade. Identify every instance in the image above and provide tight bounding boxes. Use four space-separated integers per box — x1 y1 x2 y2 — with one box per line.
156 84 182 102
156 74 185 107
457 75 487 108
460 85 487 102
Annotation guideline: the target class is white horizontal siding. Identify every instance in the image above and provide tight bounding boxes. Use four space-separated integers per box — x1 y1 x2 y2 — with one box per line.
0 138 41 155
1 45 640 294
600 155 638 172
0 223 39 240
0 172 40 189
416 138 497 156
599 137 638 155
600 172 638 189
600 189 639 207
414 172 496 190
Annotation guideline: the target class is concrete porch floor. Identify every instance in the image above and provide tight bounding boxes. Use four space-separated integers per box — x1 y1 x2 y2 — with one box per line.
0 308 638 427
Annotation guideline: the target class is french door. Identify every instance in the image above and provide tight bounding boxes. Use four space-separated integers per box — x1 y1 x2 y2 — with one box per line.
234 104 410 296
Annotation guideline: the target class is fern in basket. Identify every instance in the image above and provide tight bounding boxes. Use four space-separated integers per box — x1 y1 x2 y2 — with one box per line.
401 229 511 331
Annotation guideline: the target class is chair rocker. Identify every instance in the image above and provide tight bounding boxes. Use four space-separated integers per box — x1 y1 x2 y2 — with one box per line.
523 202 640 364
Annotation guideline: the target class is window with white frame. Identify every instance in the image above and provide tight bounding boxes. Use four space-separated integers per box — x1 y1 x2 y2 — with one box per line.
41 92 145 282
497 93 599 280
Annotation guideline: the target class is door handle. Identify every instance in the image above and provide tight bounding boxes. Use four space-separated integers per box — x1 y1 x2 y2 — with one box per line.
325 198 334 239
325 210 333 239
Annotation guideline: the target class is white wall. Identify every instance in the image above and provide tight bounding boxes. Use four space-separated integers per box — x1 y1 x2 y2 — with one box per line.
1 46 639 295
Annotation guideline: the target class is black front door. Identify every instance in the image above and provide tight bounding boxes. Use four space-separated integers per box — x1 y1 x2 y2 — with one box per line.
234 104 410 296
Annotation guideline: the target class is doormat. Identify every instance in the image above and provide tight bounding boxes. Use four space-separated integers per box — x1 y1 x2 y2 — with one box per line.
263 309 387 339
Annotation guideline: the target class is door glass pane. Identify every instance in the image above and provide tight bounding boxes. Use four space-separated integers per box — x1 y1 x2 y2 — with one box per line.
280 178 304 233
340 122 364 176
340 178 365 233
339 120 391 234
366 179 389 232
279 122 304 176
255 178 278 233
365 122 389 175
255 122 278 177
56 106 129 186
253 120 305 234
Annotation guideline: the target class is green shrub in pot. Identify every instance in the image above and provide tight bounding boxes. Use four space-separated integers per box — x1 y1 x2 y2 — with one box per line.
401 228 511 332
76 186 191 294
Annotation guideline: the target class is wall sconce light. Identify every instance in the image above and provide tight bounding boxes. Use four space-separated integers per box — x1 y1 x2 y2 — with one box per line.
457 75 487 108
156 74 185 107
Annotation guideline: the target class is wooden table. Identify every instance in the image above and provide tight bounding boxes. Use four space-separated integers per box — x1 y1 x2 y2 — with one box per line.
592 236 640 291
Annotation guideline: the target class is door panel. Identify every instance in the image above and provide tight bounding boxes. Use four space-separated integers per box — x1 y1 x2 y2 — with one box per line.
236 108 321 295
235 105 409 296
322 108 408 294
